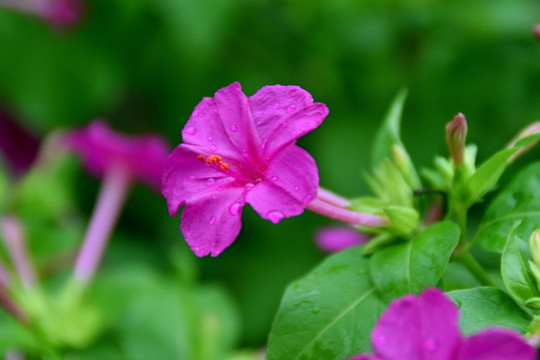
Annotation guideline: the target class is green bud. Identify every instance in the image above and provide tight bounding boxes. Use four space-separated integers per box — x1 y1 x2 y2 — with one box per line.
383 206 419 236
445 113 468 168
529 230 540 267
392 144 420 188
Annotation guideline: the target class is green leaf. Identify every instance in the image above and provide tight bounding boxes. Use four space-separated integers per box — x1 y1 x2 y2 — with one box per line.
454 147 518 208
501 221 540 307
476 162 540 252
370 221 460 302
448 287 532 335
371 88 408 167
266 246 384 360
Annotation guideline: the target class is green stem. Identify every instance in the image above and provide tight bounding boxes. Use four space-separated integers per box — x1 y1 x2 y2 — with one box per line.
455 252 495 287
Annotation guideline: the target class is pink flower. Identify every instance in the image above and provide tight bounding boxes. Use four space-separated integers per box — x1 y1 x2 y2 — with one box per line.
315 226 368 253
0 0 83 28
350 288 536 360
162 82 329 257
65 120 169 191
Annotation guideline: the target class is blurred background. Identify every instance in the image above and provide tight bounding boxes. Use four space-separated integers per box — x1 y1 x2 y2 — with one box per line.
0 0 539 353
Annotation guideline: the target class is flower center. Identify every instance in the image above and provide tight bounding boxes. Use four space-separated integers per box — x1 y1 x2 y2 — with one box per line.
197 154 229 171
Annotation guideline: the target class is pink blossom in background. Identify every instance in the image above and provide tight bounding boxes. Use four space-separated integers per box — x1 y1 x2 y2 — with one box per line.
0 0 83 28
0 111 39 178
349 288 536 360
534 25 540 41
65 120 170 191
315 226 368 253
162 82 329 257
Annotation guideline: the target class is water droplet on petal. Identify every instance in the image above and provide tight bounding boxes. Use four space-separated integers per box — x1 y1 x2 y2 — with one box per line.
424 337 439 352
206 178 215 186
217 186 223 191
271 176 278 182
210 144 218 151
184 126 196 135
211 194 217 200
229 202 242 215
229 124 238 132
267 210 284 224
209 216 217 225
293 185 300 192
281 122 288 128
287 104 296 112
303 195 313 204
192 110 199 117
245 183 255 191
261 139 268 149
272 103 280 110
207 136 213 142
192 246 200 252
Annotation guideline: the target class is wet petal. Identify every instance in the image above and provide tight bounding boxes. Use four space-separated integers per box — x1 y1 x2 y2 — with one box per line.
372 288 461 360
181 185 246 257
315 226 368 253
458 329 537 360
249 85 329 157
245 145 318 223
162 144 231 216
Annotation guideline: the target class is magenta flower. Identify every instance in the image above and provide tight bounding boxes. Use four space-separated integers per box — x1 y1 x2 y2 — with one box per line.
66 120 169 191
350 288 536 360
162 82 329 257
0 0 83 27
315 226 368 253
65 120 169 282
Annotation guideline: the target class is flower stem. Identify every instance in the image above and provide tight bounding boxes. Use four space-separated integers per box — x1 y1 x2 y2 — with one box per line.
317 187 351 208
0 216 36 288
454 251 495 287
74 167 131 283
306 198 389 227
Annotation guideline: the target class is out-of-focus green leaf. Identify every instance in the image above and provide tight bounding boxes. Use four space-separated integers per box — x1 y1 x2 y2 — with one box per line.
501 221 540 308
370 221 459 302
476 162 540 252
448 287 532 335
266 246 384 360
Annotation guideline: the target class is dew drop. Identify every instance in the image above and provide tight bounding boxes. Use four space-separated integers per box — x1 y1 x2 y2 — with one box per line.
261 139 268 149
210 144 218 151
209 216 217 225
229 202 242 215
287 104 296 112
267 210 284 224
424 337 439 352
207 136 214 142
229 124 238 132
245 183 255 191
272 103 280 110
184 126 196 135
303 195 313 204
311 307 321 314
281 121 288 128
206 178 216 186
293 185 300 192
217 186 223 191
376 335 387 346
211 194 217 200
192 246 200 252
271 176 279 182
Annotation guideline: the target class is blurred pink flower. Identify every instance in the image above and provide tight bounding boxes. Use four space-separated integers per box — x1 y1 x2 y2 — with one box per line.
534 25 540 41
315 226 368 253
349 288 536 360
65 120 169 191
0 0 83 27
0 111 39 178
162 82 329 257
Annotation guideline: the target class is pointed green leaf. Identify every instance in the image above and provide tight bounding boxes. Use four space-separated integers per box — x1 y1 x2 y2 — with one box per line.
371 89 408 166
501 221 540 307
476 162 540 252
266 246 384 360
448 287 532 335
370 221 459 302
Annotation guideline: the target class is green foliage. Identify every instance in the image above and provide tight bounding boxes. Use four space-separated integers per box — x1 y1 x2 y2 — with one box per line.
369 221 459 302
266 246 384 360
448 287 532 335
476 162 540 252
501 221 540 309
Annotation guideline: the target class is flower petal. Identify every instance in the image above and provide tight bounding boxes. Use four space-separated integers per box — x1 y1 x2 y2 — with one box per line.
245 145 318 223
372 288 461 360
315 226 368 253
249 85 329 157
458 329 537 360
181 83 261 170
181 185 245 257
162 144 231 216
